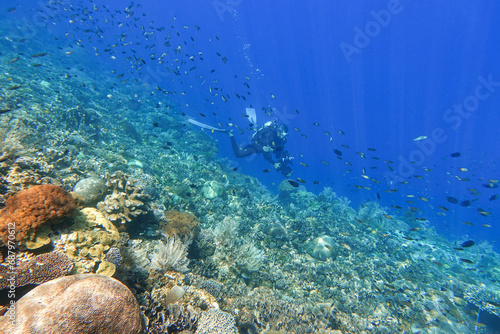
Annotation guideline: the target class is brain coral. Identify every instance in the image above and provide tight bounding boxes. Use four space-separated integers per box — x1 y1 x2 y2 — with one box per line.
0 185 76 245
0 274 144 334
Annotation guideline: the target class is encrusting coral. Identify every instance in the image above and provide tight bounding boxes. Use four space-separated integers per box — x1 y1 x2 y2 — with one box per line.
57 207 120 274
0 185 77 245
195 308 238 334
0 251 73 290
162 210 200 240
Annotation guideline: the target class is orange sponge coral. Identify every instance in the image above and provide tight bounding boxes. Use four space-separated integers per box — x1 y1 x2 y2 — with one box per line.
0 185 77 244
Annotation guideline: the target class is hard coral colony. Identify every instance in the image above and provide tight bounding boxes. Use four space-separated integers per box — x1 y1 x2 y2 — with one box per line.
0 185 76 245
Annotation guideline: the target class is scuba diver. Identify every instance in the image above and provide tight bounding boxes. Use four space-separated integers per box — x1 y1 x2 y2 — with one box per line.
186 109 293 176
228 120 293 177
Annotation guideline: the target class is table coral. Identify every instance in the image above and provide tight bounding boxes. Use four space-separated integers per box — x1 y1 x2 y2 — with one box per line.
0 184 76 245
0 251 73 290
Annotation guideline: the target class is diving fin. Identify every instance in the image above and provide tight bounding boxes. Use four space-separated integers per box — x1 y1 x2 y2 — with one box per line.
187 118 227 132
246 107 257 127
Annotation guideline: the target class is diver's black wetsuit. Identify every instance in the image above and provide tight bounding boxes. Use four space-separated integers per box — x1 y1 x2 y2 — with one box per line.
230 126 292 176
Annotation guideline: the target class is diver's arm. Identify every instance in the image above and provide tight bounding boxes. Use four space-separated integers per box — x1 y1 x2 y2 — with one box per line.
262 151 275 165
230 135 257 158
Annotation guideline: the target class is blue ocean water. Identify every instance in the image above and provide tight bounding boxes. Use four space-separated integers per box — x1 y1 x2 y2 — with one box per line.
127 0 500 249
3 0 498 247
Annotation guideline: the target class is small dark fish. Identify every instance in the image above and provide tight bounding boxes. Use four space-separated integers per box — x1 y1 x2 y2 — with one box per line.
296 178 306 184
6 84 21 90
477 209 492 216
232 167 238 171
409 227 421 232
367 148 376 151
489 194 498 201
460 258 474 264
334 149 343 156
402 236 414 241
450 152 461 157
438 206 449 211
31 63 42 67
189 184 197 189
9 57 19 63
446 196 459 204
313 180 319 184
483 183 498 189
0 108 12 115
193 155 199 161
7 7 16 12
453 247 464 251
153 122 159 127
262 169 271 173
313 122 319 126
199 113 206 117
461 240 475 248
31 52 48 58
338 130 345 135
391 205 402 209
288 180 299 187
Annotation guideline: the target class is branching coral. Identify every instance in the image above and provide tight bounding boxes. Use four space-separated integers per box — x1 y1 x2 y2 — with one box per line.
96 171 150 225
0 185 76 245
